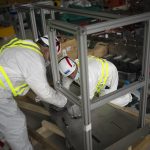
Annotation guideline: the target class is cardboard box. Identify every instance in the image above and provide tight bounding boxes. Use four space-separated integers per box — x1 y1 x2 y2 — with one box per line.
60 38 108 60
61 38 78 59
88 42 108 58
0 26 15 38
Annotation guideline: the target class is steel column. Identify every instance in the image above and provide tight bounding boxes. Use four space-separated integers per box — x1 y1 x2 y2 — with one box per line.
29 8 38 41
77 28 92 150
17 11 26 39
138 20 150 127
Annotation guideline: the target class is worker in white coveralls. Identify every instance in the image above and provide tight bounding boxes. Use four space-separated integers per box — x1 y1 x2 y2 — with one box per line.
0 35 67 150
58 56 132 117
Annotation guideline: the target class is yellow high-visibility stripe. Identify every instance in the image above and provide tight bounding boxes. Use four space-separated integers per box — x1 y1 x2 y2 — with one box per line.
95 59 105 93
8 44 43 56
0 38 43 56
100 60 109 91
76 56 109 94
14 83 28 91
16 86 28 95
15 83 29 95
89 56 109 94
0 66 29 96
0 66 17 96
0 79 6 89
0 38 19 54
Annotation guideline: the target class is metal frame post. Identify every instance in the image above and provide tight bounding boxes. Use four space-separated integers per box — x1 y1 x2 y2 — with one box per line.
138 20 150 127
40 8 47 35
29 8 38 41
50 10 55 19
77 27 92 150
48 26 59 89
17 10 26 39
47 19 82 106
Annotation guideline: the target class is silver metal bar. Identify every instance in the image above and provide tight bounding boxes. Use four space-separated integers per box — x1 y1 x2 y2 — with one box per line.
105 126 150 150
17 11 26 39
59 87 81 106
48 27 60 89
48 19 79 34
16 4 32 10
86 12 150 34
40 9 47 35
138 20 150 127
77 27 92 150
50 10 55 20
33 3 123 20
91 81 145 110
29 8 38 41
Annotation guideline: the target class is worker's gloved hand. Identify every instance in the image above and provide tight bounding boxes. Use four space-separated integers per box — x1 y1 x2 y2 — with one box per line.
35 96 42 102
54 92 67 108
67 104 81 119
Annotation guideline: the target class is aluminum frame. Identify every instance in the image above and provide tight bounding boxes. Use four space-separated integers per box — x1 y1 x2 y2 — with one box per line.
33 3 123 20
16 3 150 150
47 13 150 150
16 2 124 40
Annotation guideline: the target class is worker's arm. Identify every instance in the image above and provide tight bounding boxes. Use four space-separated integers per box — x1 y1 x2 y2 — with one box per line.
62 77 73 90
16 50 67 108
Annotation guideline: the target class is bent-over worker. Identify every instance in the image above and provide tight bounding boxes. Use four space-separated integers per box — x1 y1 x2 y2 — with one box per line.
0 35 67 150
58 56 132 116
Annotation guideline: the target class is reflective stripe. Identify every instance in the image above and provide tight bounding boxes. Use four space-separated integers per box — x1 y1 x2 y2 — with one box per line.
0 38 43 96
0 38 43 56
0 38 19 54
89 56 109 94
0 66 29 96
15 85 28 95
0 79 6 89
76 56 109 94
95 59 105 93
0 66 17 96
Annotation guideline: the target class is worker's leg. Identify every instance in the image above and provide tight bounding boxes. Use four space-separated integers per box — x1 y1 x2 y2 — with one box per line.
0 97 33 150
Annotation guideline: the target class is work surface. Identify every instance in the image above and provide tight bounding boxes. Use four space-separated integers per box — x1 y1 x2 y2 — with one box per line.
50 104 138 150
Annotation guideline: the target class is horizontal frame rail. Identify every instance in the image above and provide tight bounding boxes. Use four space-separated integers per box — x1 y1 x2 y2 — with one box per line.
86 12 150 34
48 19 79 34
91 81 145 110
16 3 123 20
33 4 123 20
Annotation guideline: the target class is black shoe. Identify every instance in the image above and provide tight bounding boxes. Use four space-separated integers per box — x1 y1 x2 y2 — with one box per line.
125 94 139 107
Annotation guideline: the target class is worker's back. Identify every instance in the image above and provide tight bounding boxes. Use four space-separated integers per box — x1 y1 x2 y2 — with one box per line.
87 56 118 99
0 43 45 98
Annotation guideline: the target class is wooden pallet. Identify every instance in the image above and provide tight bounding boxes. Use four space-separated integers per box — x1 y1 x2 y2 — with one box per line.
15 90 66 150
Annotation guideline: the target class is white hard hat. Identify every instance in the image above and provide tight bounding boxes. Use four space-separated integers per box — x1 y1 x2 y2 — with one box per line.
38 35 61 55
59 57 77 77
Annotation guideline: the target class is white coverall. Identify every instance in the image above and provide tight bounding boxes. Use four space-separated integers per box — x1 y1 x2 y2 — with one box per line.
0 41 67 150
63 57 132 107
